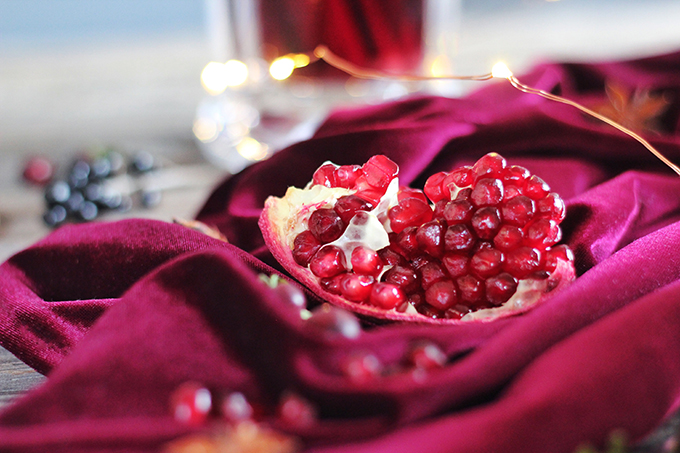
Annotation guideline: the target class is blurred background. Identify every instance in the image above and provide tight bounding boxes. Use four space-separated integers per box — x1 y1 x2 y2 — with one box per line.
1 0 680 260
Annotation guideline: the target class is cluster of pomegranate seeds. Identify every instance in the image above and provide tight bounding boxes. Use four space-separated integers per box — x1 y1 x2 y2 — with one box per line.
287 152 574 321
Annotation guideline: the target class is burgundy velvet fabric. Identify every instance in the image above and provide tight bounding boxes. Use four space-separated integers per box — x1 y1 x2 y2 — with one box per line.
2 51 680 452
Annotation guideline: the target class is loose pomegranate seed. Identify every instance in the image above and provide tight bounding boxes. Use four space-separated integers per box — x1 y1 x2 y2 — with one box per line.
171 382 213 426
351 246 382 276
416 220 446 258
382 265 420 294
525 218 562 248
442 252 469 278
277 392 317 428
504 246 542 278
471 178 504 207
425 279 458 310
388 197 433 234
308 208 345 243
398 187 429 204
309 246 347 278
443 199 474 224
312 163 337 187
472 152 507 179
456 274 485 304
470 247 504 278
524 175 551 200
423 171 448 203
406 342 447 369
334 164 361 188
342 352 383 383
370 282 406 309
361 155 399 190
220 392 254 424
493 225 524 251
544 244 574 272
273 280 307 309
307 304 361 339
536 192 566 221
485 273 518 305
471 207 501 240
501 195 535 227
444 224 476 253
340 273 375 302
418 262 447 290
334 195 373 224
292 231 321 266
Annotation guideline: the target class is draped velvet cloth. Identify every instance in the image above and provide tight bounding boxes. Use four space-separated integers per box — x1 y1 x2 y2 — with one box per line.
2 51 680 452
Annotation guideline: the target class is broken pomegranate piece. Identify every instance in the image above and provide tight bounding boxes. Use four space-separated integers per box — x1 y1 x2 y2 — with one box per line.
259 153 576 324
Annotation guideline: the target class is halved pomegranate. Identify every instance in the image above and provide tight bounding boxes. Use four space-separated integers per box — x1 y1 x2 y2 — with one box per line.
259 153 575 324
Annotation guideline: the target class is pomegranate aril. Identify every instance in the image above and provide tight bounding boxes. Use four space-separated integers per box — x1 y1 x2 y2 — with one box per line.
493 225 524 251
472 152 507 179
356 187 384 206
441 166 473 198
292 231 321 266
456 274 485 304
309 245 347 278
471 177 504 207
544 244 574 272
502 165 530 185
525 218 562 248
334 164 361 188
340 273 375 302
320 273 345 295
485 273 518 305
503 184 522 201
444 224 476 253
312 163 337 187
308 208 345 243
470 247 504 278
504 246 542 279
388 197 433 234
536 192 566 221
351 246 382 276
334 195 373 225
416 303 442 318
425 280 458 311
307 304 361 339
382 265 420 294
442 252 469 279
501 195 535 227
525 175 551 200
361 155 399 190
398 187 429 204
423 171 448 203
443 199 474 224
471 206 502 240
378 245 405 266
418 262 447 290
369 282 406 309
416 220 446 258
221 392 254 424
395 226 419 258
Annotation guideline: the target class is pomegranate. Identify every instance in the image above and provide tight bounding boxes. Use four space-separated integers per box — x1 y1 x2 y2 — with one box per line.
259 153 575 324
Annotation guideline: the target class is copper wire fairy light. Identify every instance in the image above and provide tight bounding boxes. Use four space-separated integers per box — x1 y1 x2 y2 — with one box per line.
311 45 680 177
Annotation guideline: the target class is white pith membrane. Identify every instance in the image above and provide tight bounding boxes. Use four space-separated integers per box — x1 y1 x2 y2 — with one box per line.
260 160 574 324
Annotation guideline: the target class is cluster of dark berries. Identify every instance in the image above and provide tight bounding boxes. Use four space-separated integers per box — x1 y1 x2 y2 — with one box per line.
39 150 160 228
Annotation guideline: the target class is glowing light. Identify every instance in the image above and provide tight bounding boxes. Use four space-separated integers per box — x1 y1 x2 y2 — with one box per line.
224 59 249 86
293 54 310 68
200 60 249 95
492 62 513 79
430 55 450 78
193 117 219 142
236 137 269 161
270 57 296 80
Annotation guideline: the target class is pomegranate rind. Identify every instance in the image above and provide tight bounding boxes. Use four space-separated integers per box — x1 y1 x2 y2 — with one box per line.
259 186 576 325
